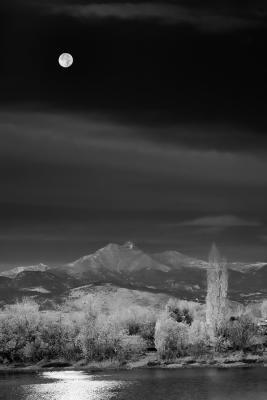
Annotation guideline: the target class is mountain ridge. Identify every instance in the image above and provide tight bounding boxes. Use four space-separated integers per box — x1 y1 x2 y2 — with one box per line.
0 242 266 304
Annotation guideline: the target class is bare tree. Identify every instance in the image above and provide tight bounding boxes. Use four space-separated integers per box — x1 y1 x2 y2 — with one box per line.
206 243 228 339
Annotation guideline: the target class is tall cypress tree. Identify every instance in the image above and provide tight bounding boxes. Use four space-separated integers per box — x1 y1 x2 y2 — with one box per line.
206 243 228 339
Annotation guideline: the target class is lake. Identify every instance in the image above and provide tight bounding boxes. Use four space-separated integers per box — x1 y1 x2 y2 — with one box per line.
0 368 266 400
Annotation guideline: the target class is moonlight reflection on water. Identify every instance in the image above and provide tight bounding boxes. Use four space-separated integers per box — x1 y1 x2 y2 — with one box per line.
22 371 127 400
1 368 267 400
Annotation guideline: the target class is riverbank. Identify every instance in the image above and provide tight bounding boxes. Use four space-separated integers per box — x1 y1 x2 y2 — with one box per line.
0 352 267 374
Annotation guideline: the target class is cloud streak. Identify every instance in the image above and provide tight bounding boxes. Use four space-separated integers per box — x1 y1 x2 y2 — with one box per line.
2 111 267 187
49 2 263 32
180 215 262 228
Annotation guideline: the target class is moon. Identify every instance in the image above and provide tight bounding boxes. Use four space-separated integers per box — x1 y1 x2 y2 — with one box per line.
58 53 73 68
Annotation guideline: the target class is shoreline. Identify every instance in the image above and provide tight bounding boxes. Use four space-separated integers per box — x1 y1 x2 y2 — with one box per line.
0 354 266 374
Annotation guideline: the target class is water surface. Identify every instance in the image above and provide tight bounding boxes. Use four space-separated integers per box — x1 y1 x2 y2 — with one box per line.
0 368 266 400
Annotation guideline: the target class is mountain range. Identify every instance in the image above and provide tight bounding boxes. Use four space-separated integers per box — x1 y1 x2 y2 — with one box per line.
0 241 266 305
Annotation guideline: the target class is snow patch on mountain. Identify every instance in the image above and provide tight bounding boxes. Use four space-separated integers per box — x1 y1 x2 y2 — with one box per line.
0 264 49 279
21 286 51 294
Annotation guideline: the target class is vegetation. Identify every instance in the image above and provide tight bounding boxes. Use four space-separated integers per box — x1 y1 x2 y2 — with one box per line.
0 246 266 367
206 244 228 339
216 315 258 352
261 300 267 319
0 295 266 366
155 313 189 359
0 298 148 364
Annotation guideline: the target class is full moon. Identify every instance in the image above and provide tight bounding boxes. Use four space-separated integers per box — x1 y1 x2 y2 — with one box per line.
58 53 73 68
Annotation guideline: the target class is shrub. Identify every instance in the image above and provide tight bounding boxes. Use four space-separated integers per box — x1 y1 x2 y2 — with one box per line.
166 299 199 325
0 296 264 364
77 313 145 363
117 335 146 361
112 306 156 345
218 315 258 351
40 314 81 361
0 299 83 362
214 336 231 353
155 313 189 359
0 299 42 362
187 319 210 357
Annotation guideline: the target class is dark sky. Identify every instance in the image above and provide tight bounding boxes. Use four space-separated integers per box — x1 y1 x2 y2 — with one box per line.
1 1 267 267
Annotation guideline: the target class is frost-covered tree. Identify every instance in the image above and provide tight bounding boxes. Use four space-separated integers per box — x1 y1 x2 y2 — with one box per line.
206 243 228 339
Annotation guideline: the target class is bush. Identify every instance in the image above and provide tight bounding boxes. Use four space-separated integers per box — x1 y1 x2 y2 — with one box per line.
117 335 146 361
218 315 258 351
40 315 81 361
0 299 42 362
214 336 232 353
0 297 148 364
187 319 210 357
165 299 200 325
0 299 83 362
155 313 189 359
0 296 264 364
112 306 156 345
77 313 145 362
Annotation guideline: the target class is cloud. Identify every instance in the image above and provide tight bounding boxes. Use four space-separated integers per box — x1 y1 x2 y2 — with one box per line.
2 111 267 186
3 1 265 32
180 215 262 228
2 110 267 193
259 235 267 243
1 109 267 259
141 125 267 154
48 2 262 32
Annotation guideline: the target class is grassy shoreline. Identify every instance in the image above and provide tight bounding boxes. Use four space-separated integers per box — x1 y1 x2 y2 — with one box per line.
0 353 267 374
